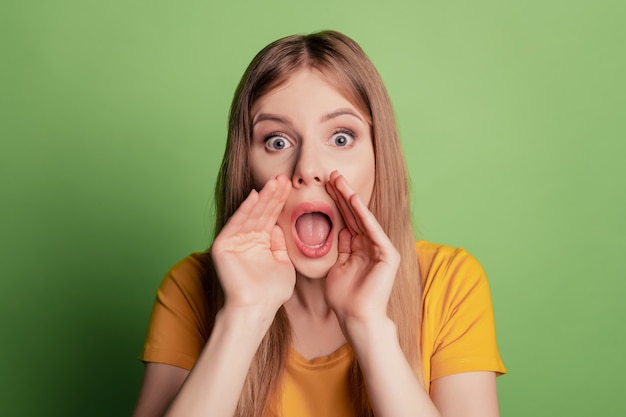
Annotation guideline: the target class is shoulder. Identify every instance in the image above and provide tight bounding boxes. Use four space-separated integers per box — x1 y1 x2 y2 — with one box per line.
158 251 213 295
416 240 485 287
415 240 492 317
167 251 212 279
416 241 506 379
154 250 217 338
141 250 216 368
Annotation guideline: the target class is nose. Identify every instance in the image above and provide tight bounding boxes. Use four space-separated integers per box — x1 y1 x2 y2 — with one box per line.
291 142 325 189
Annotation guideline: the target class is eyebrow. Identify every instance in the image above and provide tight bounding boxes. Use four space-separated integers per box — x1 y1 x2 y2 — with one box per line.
252 114 292 127
320 108 366 124
252 108 366 128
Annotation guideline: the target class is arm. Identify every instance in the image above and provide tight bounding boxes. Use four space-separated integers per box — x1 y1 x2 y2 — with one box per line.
133 175 294 417
426 245 505 416
132 309 274 417
344 317 501 417
326 172 501 417
431 372 500 417
165 307 275 417
326 171 439 416
133 364 189 417
344 317 440 417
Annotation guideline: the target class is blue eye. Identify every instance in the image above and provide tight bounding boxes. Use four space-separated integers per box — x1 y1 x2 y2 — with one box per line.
330 130 355 147
265 135 292 151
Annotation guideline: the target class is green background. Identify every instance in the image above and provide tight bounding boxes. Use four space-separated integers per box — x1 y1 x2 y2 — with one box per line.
1 0 624 416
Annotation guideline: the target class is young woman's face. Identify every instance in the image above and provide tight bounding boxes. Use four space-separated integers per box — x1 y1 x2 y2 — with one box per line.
250 68 375 279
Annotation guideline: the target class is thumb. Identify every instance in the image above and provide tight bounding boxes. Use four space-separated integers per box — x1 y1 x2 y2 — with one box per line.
270 225 290 262
336 228 352 264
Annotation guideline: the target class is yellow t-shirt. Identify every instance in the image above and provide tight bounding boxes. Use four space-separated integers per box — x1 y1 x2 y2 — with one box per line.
140 241 506 416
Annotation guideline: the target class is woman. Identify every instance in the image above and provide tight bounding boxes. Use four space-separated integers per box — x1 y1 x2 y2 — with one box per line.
133 30 506 417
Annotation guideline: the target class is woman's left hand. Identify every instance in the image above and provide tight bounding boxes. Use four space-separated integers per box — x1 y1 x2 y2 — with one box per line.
324 171 400 328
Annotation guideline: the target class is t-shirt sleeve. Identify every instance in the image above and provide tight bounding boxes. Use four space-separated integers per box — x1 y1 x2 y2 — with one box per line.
139 253 212 371
422 246 506 380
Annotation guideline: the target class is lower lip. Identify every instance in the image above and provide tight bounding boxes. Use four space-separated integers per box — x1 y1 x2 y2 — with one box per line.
292 227 334 258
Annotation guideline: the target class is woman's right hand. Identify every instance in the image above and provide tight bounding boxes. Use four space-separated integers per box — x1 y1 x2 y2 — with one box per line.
211 175 294 319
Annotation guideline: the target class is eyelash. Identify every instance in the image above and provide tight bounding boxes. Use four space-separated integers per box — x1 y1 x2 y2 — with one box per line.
262 132 291 151
330 128 357 146
261 128 357 150
262 131 287 142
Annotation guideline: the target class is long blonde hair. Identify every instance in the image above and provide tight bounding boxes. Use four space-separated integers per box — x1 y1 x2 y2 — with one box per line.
211 30 422 417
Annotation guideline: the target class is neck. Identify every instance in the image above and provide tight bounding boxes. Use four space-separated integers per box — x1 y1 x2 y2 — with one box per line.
284 272 332 319
283 272 346 360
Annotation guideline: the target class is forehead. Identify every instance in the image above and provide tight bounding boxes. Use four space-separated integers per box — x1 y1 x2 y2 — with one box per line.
252 68 370 123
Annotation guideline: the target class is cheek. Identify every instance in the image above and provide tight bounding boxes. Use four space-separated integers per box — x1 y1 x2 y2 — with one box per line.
250 152 289 189
250 165 271 190
356 175 375 206
341 154 375 205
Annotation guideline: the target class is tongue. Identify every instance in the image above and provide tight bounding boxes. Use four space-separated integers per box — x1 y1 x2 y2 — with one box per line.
295 212 331 246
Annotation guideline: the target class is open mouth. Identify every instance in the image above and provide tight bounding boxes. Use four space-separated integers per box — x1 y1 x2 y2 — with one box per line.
295 212 332 248
291 203 335 258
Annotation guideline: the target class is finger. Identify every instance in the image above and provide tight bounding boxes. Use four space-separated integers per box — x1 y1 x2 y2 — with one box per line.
325 180 353 231
240 176 284 232
330 173 395 257
335 173 370 232
327 180 360 234
328 173 365 235
326 173 356 228
259 175 291 231
219 189 259 236
235 176 290 236
348 191 395 254
325 178 339 202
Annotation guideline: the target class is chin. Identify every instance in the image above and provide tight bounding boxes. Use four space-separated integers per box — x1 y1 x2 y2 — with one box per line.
288 247 338 280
